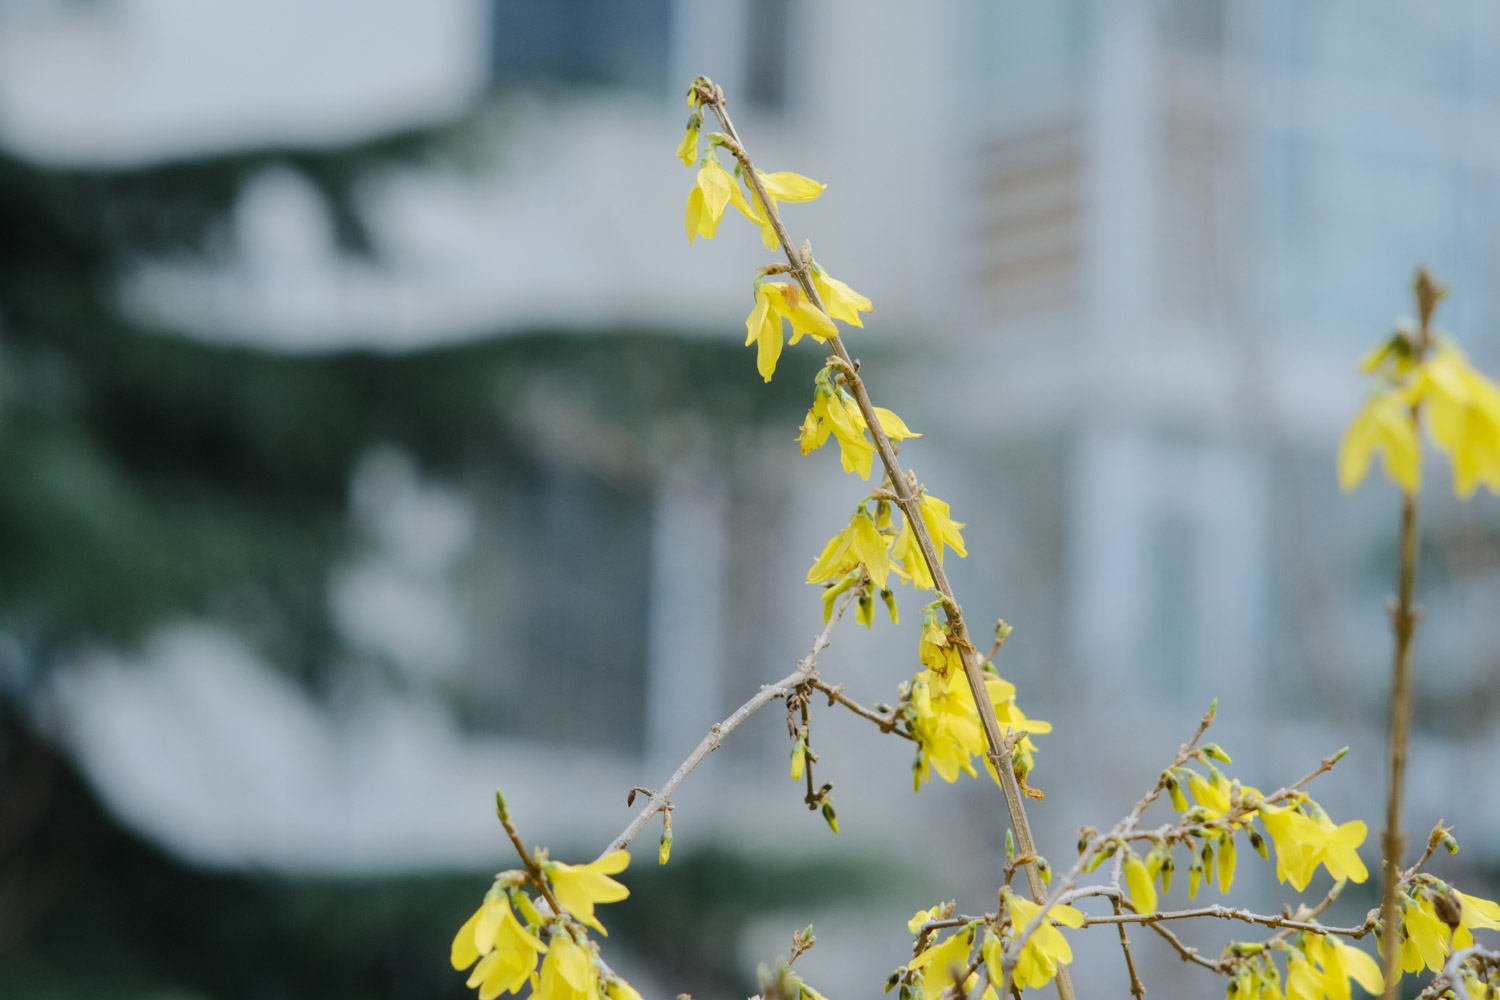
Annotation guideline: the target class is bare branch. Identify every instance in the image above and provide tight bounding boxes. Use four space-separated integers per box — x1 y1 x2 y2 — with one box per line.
809 679 913 740
1111 896 1147 999
599 592 854 857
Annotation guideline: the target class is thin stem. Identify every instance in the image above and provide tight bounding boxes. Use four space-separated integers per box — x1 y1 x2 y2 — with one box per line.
1111 896 1148 999
809 679 914 740
1379 272 1438 1000
499 811 563 917
1148 920 1225 973
1379 484 1423 1000
599 592 854 857
695 82 1069 999
1082 905 1369 938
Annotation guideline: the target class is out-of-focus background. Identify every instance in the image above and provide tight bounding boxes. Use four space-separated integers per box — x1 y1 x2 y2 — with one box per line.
3 1 1500 997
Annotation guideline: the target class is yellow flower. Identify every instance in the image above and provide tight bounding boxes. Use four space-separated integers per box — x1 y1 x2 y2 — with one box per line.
909 672 980 786
802 376 875 477
1451 889 1500 949
1338 390 1420 493
907 904 944 935
910 924 975 1000
908 662 1047 790
1307 934 1384 1000
745 170 826 248
991 687 1050 774
1188 769 1232 818
890 514 935 590
1285 949 1321 1000
1309 814 1368 883
1257 804 1323 891
810 262 874 328
544 850 630 935
918 494 966 564
1124 852 1157 915
1409 343 1500 497
451 891 548 999
685 155 760 244
759 170 826 202
605 976 643 1000
1002 891 1084 990
535 932 601 1000
745 282 838 382
1217 834 1238 893
1392 894 1450 974
805 503 901 590
675 114 700 166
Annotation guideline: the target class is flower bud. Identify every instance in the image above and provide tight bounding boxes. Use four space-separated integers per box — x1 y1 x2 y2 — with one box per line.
1202 743 1233 764
659 816 674 866
1248 829 1269 859
822 802 839 834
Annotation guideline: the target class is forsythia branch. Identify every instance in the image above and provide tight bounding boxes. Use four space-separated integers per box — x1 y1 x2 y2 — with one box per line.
691 80 1069 999
599 591 856 858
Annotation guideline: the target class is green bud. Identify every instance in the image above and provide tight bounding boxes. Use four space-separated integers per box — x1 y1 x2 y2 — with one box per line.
495 789 510 823
659 824 673 866
1248 829 1268 858
880 588 899 624
1166 774 1189 813
1036 857 1051 884
1332 746 1349 763
884 972 900 994
1005 829 1016 862
511 888 543 926
1200 841 1216 886
1206 698 1218 721
1160 852 1175 894
1441 834 1460 855
822 802 839 834
995 620 1013 642
1203 743 1233 764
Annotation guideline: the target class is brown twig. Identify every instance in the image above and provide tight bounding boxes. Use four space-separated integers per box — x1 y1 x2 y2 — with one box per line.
1081 904 1369 938
1379 269 1439 1000
1111 896 1147 999
1146 920 1225 972
600 592 855 857
497 805 564 918
809 679 914 740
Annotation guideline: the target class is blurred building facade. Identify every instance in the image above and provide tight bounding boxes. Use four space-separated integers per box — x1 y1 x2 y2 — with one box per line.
5 0 1500 997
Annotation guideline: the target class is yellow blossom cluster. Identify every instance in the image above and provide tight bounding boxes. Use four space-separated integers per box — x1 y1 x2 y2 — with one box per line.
1341 331 1500 497
679 90 876 383
1105 758 1369 923
1381 880 1500 978
1222 935 1383 1000
799 366 919 477
898 891 1083 996
805 491 957 622
451 850 641 1000
908 605 1050 790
